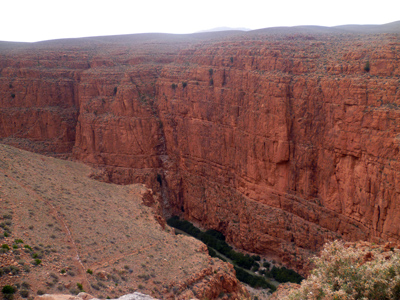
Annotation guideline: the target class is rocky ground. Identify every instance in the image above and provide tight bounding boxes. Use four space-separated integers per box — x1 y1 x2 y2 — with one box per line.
1 23 400 294
0 144 246 299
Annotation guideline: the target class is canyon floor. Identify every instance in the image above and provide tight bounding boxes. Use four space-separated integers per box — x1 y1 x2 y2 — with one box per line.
0 144 245 300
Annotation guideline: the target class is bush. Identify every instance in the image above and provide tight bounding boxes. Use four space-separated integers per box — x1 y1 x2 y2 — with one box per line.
205 229 226 241
364 61 370 72
33 259 42 265
263 261 271 269
182 82 187 88
77 283 83 291
208 68 213 76
87 269 93 275
271 266 303 284
2 285 15 295
21 282 29 290
171 83 177 90
1 244 9 251
287 240 400 300
19 290 29 298
234 266 276 291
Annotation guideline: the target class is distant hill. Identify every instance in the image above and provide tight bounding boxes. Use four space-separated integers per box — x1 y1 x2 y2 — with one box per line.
197 26 252 33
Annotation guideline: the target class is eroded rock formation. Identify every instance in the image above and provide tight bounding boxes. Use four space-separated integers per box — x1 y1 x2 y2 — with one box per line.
1 30 400 272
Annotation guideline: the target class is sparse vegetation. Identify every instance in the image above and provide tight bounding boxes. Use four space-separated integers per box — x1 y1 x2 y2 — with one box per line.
286 240 400 300
171 83 177 90
77 283 83 291
87 269 93 275
182 81 187 88
24 245 32 251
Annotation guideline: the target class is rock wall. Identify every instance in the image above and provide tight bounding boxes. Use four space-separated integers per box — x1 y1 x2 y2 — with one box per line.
1 33 400 271
154 35 400 270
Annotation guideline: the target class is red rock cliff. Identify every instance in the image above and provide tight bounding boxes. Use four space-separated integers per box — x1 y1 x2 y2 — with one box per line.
1 32 399 271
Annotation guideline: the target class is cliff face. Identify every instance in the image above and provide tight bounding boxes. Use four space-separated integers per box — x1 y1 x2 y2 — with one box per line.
156 35 400 270
1 32 400 271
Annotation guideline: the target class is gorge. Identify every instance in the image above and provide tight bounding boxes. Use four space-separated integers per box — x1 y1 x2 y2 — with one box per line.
1 24 400 278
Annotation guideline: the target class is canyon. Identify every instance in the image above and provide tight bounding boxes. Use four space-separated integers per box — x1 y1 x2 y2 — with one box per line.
1 24 400 277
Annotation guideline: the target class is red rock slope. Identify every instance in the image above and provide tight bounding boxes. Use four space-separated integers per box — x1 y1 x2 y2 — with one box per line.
1 30 400 271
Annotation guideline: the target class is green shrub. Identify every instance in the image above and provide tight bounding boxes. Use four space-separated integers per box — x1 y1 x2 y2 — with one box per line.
37 290 45 296
24 245 32 251
287 240 400 300
364 61 370 72
14 239 23 244
271 265 303 284
87 269 93 275
1 244 9 251
263 261 271 269
33 259 42 265
77 283 83 291
2 285 15 295
234 266 276 291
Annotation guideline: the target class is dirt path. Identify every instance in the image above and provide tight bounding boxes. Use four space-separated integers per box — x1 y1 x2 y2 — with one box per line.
0 168 92 292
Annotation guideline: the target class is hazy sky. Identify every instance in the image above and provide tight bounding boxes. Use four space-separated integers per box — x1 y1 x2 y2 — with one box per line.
2 0 399 42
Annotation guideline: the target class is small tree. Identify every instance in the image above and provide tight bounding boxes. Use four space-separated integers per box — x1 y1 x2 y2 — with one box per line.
364 61 370 72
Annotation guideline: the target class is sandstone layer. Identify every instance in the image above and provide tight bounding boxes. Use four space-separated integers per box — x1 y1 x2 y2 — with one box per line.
1 29 400 272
